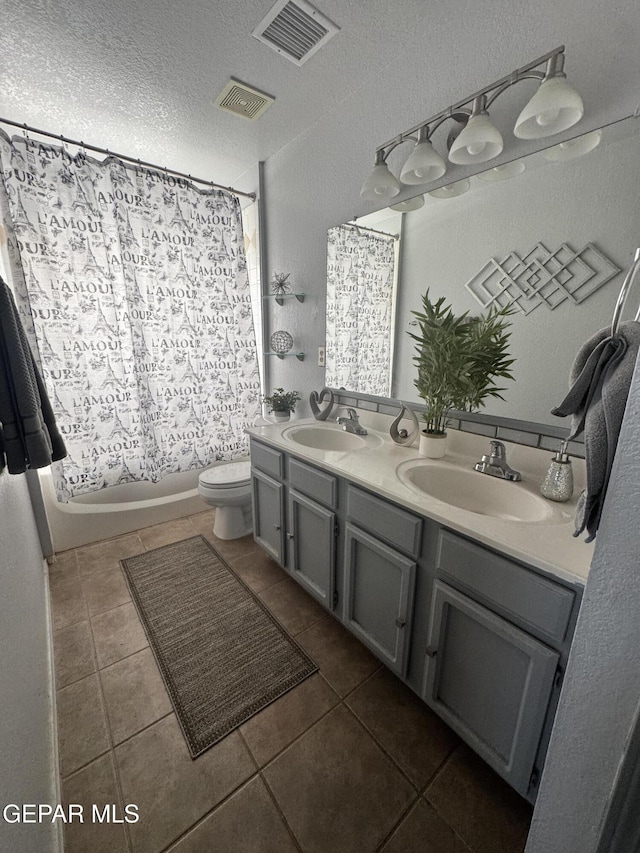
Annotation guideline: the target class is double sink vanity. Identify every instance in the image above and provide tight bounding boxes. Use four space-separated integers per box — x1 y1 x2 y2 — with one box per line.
248 413 592 803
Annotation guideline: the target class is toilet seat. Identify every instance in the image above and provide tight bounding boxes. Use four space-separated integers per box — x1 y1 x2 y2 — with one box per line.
199 459 251 489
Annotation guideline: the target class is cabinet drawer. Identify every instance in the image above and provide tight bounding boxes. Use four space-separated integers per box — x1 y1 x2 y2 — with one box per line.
250 440 283 480
347 486 422 559
437 530 575 644
289 458 337 509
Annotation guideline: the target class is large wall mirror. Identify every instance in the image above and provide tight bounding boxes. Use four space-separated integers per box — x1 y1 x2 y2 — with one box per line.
325 117 640 427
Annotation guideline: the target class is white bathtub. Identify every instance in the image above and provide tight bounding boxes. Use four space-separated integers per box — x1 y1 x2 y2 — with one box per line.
39 467 212 552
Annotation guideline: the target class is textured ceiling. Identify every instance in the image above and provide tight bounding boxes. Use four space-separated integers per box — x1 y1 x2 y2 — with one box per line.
2 0 639 192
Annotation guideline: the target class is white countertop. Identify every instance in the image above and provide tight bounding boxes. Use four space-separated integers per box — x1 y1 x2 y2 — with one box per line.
248 414 595 587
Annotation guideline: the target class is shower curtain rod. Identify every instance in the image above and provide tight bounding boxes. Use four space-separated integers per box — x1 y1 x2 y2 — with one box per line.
345 221 399 240
0 116 256 201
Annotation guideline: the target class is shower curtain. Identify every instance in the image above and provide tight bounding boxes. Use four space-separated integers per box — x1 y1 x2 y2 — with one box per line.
325 225 396 396
0 131 261 500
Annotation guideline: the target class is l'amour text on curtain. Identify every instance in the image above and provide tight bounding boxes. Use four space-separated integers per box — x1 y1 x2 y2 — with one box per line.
325 224 397 396
0 131 261 500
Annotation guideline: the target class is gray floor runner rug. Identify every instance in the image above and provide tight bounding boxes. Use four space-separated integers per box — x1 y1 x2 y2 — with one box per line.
121 535 317 758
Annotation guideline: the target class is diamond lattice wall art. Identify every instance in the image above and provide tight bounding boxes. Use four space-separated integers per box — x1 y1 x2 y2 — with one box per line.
465 242 621 315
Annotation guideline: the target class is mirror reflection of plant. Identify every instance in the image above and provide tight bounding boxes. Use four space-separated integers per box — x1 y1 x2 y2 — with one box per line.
262 387 302 413
409 291 515 435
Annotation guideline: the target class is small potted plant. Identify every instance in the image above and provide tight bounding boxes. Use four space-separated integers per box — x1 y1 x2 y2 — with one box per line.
262 387 302 423
409 291 514 457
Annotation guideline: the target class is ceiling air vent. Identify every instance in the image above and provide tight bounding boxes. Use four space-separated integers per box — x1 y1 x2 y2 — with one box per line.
252 0 339 66
214 79 275 121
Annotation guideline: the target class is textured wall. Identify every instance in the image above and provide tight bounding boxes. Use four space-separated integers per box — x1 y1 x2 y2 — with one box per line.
0 473 57 853
525 348 640 851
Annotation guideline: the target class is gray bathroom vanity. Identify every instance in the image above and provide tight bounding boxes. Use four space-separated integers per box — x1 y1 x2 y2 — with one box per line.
249 422 587 803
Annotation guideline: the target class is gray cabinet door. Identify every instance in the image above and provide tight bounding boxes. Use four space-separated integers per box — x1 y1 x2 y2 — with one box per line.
423 580 559 797
287 489 336 608
251 469 285 565
343 524 416 677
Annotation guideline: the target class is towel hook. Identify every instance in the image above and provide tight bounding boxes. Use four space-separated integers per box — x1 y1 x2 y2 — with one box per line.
611 247 640 337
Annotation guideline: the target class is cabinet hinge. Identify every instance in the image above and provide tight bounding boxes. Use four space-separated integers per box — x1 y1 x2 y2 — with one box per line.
334 520 340 538
332 589 339 609
529 765 540 790
553 666 564 690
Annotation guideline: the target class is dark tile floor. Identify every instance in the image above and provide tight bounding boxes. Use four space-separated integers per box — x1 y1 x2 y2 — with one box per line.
49 509 532 853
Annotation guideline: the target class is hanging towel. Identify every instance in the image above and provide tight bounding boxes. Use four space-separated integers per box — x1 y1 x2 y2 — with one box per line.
551 320 640 541
0 276 66 474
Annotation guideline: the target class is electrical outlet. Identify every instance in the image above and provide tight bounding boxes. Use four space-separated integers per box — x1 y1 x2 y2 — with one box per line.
318 346 326 367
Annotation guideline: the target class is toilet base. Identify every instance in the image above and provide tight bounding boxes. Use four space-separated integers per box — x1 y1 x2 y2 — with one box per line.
213 504 253 540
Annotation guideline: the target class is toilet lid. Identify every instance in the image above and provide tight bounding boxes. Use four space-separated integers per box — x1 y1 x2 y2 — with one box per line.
199 459 252 488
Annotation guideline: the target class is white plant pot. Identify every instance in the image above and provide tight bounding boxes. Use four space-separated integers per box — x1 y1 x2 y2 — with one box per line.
419 430 447 458
270 411 290 423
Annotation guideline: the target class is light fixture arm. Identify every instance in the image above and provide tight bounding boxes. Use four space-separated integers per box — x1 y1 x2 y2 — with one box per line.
376 108 473 163
483 54 565 109
361 45 583 202
375 45 566 153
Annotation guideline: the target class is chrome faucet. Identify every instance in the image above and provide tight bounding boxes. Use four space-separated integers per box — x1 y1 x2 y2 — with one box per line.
474 440 521 481
336 408 368 435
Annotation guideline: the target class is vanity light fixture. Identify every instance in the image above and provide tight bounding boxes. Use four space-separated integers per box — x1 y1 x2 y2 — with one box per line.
476 160 526 182
428 179 470 199
389 194 425 212
542 129 602 161
360 46 584 201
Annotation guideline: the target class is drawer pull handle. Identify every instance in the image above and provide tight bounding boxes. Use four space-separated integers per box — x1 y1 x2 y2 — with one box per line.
426 646 438 658
274 524 281 530
395 618 406 629
287 533 295 540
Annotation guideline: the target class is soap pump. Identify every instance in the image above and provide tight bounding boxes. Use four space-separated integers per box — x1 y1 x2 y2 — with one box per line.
540 441 574 502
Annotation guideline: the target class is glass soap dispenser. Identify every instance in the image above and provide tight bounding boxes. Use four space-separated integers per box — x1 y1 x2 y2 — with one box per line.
540 441 574 502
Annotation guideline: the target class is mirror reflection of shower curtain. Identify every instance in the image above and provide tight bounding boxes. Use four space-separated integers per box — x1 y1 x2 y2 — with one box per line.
0 131 261 501
325 225 397 396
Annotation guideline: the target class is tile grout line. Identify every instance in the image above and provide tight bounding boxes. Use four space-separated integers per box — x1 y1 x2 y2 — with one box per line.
419 746 478 853
373 797 421 853
252 696 343 775
339 698 422 794
421 742 463 797
82 562 135 853
236 727 304 851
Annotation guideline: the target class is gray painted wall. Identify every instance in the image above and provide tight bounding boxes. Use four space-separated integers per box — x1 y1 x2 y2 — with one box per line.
0 472 58 853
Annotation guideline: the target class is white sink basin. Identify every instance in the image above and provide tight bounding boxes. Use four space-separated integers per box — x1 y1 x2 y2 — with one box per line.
396 459 570 524
282 424 383 452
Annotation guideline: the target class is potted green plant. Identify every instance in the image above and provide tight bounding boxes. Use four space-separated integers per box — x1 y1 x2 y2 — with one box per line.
262 387 302 422
409 291 515 457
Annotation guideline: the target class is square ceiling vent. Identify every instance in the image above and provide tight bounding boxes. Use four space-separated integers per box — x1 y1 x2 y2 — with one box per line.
214 79 275 121
252 0 339 66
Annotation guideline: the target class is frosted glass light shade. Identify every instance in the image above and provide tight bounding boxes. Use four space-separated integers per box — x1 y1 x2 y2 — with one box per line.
542 129 602 161
428 178 470 199
360 163 401 201
400 140 447 184
476 160 526 182
390 195 425 212
514 76 584 139
448 114 503 165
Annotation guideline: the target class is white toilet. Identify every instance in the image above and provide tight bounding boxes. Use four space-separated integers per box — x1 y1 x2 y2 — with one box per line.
198 458 253 540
